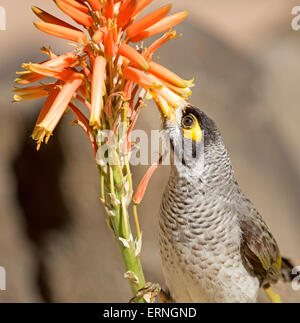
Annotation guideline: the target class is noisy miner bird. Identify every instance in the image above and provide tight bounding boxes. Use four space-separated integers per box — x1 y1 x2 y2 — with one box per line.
159 104 293 303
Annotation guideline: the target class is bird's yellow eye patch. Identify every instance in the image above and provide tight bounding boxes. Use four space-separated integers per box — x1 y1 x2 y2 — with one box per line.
181 114 202 142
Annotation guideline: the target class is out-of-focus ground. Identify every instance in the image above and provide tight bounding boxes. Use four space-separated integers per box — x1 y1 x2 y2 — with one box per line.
0 0 299 302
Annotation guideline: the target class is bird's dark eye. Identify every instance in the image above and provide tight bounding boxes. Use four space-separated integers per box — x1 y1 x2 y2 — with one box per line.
182 114 195 129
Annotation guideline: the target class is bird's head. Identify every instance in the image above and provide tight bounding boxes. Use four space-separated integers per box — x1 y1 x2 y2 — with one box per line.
161 104 222 174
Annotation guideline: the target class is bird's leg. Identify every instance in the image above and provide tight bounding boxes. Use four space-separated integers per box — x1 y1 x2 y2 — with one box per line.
158 289 173 303
129 282 162 303
263 285 282 303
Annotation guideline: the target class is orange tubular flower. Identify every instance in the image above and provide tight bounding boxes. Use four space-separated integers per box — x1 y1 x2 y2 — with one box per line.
151 92 174 119
131 0 154 18
22 63 76 82
59 0 89 13
130 11 189 43
34 52 79 69
105 0 115 19
118 44 149 71
123 66 156 90
32 74 83 149
123 66 185 109
133 161 160 204
126 4 172 39
162 81 192 99
118 0 139 28
34 21 87 43
15 52 78 85
90 56 106 127
54 0 94 27
87 0 103 11
15 72 45 85
104 28 117 59
145 30 178 58
151 83 185 109
13 84 53 102
148 61 194 88
31 6 83 31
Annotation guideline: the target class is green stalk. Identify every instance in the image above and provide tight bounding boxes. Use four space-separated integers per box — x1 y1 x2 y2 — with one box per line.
97 130 146 302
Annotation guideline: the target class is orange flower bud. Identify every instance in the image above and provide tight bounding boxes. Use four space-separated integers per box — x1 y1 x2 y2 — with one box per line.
90 56 106 127
104 22 117 59
59 0 89 13
54 0 94 27
105 0 115 19
118 0 139 28
133 162 159 204
130 11 188 43
34 21 87 43
118 44 149 71
132 0 153 16
126 4 172 39
87 0 103 11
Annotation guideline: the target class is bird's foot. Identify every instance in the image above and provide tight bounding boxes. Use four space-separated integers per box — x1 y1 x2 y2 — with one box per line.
263 285 282 303
129 282 172 303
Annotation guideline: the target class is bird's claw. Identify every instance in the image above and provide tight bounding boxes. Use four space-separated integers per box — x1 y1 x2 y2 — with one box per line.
129 282 162 303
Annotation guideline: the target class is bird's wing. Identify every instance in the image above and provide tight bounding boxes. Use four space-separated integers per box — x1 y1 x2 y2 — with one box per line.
239 212 281 286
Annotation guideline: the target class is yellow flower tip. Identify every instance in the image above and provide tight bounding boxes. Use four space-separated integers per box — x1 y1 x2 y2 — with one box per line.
89 120 100 130
14 78 24 84
185 78 195 88
45 132 52 144
13 95 20 103
31 126 50 151
31 5 39 13
151 92 174 121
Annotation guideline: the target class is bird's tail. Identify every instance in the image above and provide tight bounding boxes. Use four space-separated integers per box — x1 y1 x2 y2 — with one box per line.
281 257 298 282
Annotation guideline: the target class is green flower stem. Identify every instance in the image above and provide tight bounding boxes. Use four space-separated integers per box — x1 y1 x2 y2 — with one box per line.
97 141 146 302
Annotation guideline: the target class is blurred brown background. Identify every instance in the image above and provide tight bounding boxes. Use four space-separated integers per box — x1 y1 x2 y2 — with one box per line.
0 0 300 302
